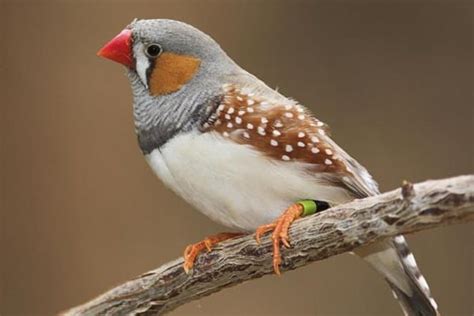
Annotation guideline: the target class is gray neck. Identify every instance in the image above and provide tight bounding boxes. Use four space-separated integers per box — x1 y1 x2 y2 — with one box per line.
129 56 240 154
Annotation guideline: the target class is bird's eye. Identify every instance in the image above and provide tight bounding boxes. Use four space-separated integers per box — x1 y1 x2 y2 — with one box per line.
145 44 162 58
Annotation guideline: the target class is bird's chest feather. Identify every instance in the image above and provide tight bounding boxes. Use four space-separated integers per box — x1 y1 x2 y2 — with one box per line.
145 131 352 231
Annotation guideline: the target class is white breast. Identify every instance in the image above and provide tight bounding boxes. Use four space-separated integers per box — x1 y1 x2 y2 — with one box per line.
145 131 352 231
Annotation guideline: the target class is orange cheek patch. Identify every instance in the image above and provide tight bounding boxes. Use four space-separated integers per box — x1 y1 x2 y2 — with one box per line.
149 52 201 96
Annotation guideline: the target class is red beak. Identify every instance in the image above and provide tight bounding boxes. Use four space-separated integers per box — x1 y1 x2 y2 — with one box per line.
97 29 133 68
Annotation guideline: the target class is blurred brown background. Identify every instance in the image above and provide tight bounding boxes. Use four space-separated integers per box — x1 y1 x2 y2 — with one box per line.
1 0 473 315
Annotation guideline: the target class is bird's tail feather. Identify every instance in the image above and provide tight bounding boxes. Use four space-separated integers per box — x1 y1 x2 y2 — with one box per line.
355 235 439 316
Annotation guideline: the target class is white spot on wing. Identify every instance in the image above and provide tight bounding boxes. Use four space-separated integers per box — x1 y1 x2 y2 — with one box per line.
260 101 270 108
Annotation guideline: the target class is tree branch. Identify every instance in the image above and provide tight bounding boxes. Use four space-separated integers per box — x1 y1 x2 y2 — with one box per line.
64 175 474 315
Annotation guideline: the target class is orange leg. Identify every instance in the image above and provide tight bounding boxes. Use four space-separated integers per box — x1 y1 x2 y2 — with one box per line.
255 203 304 275
183 232 243 273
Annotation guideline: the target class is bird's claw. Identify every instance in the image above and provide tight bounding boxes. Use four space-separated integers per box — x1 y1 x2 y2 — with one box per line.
254 203 303 275
183 232 243 274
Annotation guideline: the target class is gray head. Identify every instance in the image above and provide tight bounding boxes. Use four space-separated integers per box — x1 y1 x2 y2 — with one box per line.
98 19 242 153
129 19 239 93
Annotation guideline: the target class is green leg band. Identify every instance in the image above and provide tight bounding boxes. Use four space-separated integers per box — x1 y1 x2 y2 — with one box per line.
297 200 318 217
297 200 331 216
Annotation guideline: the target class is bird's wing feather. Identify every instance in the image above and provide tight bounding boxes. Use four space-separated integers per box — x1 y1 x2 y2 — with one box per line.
202 83 378 199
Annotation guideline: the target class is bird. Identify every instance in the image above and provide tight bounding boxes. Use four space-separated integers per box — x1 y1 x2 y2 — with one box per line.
97 19 439 315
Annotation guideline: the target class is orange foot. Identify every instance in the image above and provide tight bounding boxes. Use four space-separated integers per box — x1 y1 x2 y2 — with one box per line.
255 203 304 275
183 232 243 273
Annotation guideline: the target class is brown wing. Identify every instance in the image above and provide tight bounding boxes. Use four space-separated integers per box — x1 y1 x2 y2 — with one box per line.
202 84 379 198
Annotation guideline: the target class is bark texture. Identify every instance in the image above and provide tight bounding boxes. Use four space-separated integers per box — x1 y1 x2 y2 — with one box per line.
64 175 474 316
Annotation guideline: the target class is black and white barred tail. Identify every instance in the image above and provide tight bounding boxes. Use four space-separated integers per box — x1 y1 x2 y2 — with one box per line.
356 236 439 316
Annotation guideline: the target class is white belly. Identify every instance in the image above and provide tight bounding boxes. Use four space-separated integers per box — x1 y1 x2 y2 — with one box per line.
145 131 352 231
